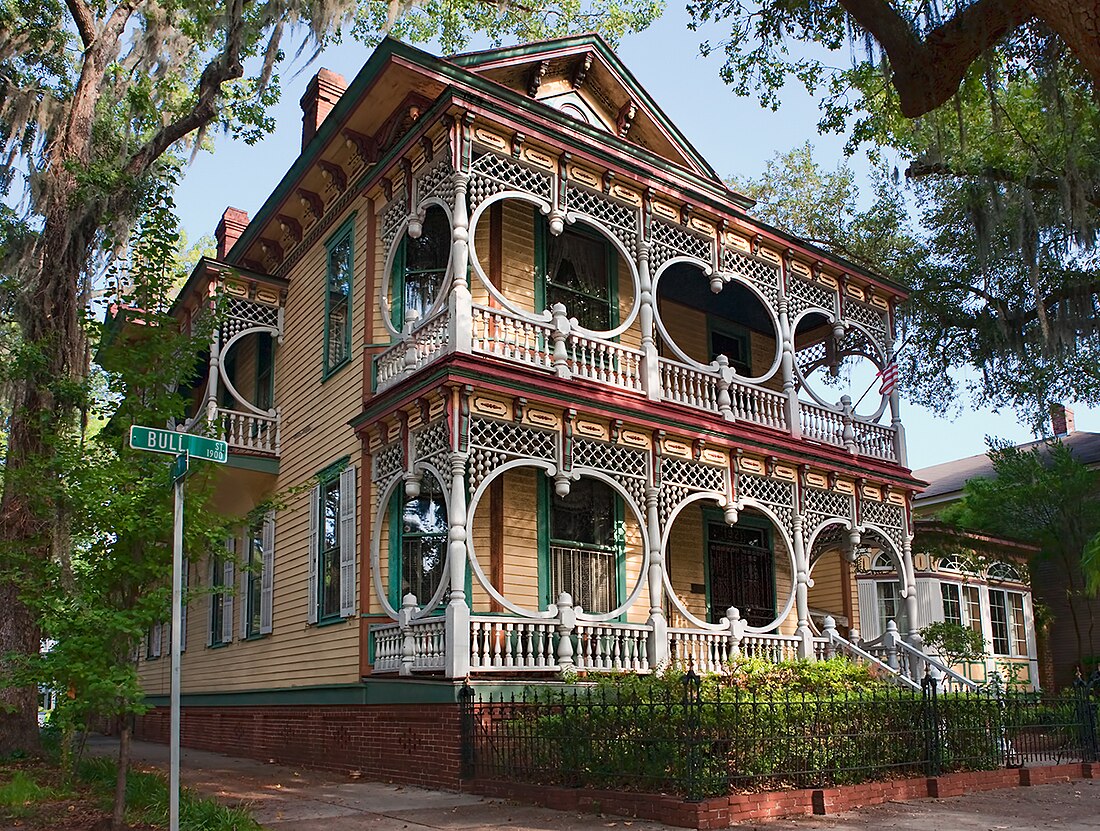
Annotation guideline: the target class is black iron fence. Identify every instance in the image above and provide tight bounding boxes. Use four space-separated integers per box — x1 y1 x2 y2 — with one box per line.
460 673 1100 800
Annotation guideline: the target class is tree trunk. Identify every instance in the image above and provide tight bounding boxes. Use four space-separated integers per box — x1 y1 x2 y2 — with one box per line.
113 719 131 831
0 581 40 756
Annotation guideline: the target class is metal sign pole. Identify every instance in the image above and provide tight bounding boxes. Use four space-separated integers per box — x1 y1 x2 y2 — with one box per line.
169 451 187 831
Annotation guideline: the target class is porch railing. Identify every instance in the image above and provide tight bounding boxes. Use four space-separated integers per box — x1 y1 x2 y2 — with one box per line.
376 304 900 463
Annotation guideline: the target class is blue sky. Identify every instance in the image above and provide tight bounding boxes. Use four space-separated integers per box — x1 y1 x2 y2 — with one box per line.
171 5 1099 470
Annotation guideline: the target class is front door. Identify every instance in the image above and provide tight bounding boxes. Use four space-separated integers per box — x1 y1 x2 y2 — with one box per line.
707 522 775 627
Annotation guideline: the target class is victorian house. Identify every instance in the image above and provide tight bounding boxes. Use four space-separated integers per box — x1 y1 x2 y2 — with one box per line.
132 35 951 780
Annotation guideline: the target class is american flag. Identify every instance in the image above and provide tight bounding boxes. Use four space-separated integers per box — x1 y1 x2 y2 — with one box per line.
877 357 900 396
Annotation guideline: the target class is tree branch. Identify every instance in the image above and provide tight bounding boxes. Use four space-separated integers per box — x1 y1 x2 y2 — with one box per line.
837 0 1034 117
64 0 97 49
906 160 1100 207
124 0 249 178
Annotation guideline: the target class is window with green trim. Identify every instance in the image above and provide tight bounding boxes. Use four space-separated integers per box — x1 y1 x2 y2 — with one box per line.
324 221 353 375
244 522 263 637
390 477 448 606
546 477 622 614
318 476 342 620
537 215 616 332
391 207 449 329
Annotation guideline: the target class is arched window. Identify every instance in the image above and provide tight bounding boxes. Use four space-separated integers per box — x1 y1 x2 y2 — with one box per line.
938 554 967 573
987 561 1022 582
392 206 449 329
871 551 894 571
390 476 448 606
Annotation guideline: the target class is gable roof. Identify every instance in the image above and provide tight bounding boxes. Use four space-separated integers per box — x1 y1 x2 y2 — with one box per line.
913 430 1100 505
449 33 733 189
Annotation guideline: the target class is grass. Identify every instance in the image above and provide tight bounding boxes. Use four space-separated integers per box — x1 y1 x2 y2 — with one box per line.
0 754 261 830
0 770 60 818
79 756 264 830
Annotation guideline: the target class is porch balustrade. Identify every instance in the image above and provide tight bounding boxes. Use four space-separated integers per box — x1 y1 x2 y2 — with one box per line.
377 304 901 462
372 594 831 677
181 406 281 457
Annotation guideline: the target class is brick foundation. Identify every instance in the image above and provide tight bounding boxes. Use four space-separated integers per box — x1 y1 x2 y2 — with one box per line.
471 763 1097 829
134 703 463 788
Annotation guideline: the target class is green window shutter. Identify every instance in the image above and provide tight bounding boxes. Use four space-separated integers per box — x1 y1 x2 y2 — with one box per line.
308 484 320 624
339 465 357 618
260 511 275 635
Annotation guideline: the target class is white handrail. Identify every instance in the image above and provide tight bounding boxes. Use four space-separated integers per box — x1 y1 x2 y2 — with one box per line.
895 639 979 691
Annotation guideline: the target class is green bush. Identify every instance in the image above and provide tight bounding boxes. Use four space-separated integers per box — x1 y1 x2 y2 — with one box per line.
484 662 1013 798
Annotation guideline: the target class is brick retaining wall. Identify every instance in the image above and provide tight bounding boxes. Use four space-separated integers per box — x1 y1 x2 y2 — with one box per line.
471 763 1097 829
134 704 463 788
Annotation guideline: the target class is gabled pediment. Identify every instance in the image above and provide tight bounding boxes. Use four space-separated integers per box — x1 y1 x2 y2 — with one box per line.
451 35 724 185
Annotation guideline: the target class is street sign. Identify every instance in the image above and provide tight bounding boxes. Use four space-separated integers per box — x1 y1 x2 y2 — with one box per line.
129 425 228 463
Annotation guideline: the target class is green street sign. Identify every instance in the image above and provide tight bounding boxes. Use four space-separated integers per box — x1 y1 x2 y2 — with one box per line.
129 426 228 463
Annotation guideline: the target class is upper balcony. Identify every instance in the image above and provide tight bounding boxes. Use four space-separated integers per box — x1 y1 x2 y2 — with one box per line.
172 259 286 463
368 134 906 467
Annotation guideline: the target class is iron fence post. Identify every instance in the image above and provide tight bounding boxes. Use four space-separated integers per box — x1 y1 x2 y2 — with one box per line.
1074 670 1099 763
922 669 940 777
459 679 475 779
683 666 702 801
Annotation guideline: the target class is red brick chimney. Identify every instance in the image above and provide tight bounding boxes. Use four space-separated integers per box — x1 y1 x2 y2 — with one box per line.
1051 403 1076 437
215 207 249 259
300 68 348 150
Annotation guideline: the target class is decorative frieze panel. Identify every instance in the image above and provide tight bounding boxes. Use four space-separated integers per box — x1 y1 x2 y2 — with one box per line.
467 416 558 492
416 156 456 207
566 186 639 258
413 417 451 474
658 456 727 528
737 472 795 534
721 248 780 309
843 298 891 349
372 440 404 508
468 151 553 209
222 296 280 340
786 273 837 320
380 185 408 251
803 487 854 541
650 217 712 269
860 496 906 552
573 437 648 509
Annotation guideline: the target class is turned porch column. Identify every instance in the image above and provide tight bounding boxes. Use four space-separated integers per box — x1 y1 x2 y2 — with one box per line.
637 241 661 401
644 484 668 667
889 387 907 467
792 513 813 659
901 534 922 651
448 172 473 355
444 451 471 677
777 294 800 439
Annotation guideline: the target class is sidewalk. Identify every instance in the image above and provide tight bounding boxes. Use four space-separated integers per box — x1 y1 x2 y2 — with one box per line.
89 737 1100 830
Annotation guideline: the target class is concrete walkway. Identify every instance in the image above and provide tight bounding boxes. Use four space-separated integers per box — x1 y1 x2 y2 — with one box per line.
89 737 1100 830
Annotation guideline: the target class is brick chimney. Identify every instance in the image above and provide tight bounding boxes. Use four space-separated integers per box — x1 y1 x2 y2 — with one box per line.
215 207 249 259
300 68 348 150
1051 403 1076 437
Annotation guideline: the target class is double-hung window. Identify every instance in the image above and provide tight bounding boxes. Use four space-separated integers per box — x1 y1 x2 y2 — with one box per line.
538 217 614 332
989 588 1028 656
876 581 907 634
963 585 983 636
390 477 448 606
546 477 621 615
941 583 963 626
308 464 356 623
240 513 275 638
209 541 234 646
324 220 354 376
391 207 449 329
